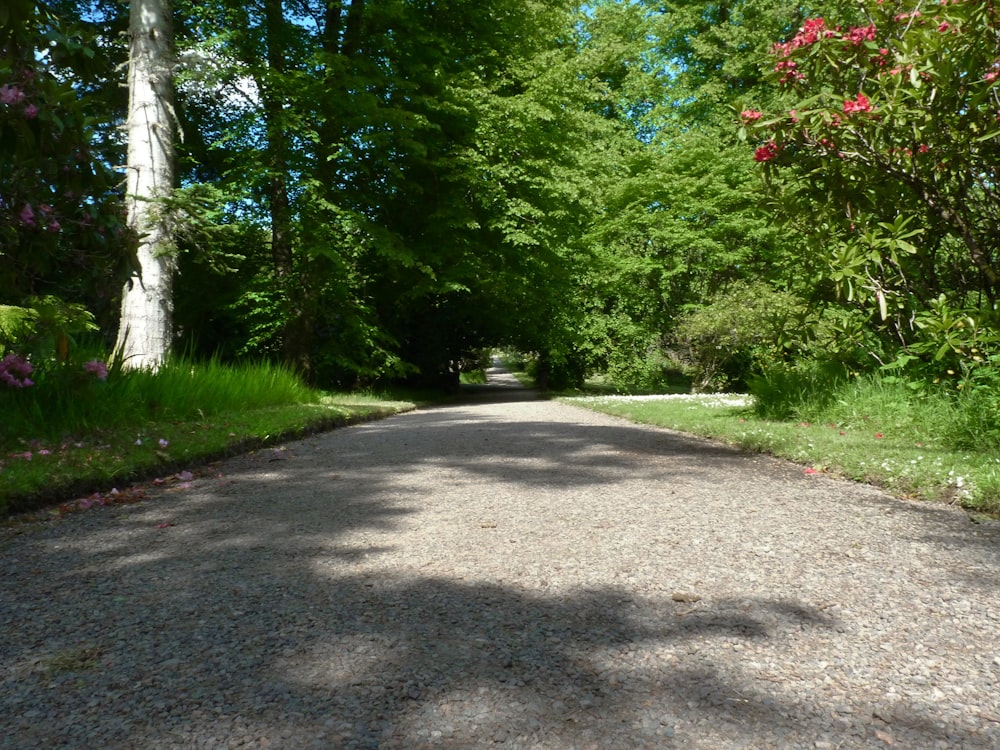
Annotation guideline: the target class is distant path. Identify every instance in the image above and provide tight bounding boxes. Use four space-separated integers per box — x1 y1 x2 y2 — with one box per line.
3 364 1000 749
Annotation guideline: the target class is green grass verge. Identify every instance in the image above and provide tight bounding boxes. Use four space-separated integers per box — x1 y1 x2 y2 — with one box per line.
1 393 414 518
564 393 1000 518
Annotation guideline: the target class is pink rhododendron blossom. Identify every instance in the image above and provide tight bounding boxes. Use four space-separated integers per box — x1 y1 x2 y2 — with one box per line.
774 17 834 56
740 109 763 121
843 93 873 114
775 59 806 85
0 84 25 105
846 24 877 45
83 359 108 380
0 353 34 388
18 204 35 226
754 142 780 162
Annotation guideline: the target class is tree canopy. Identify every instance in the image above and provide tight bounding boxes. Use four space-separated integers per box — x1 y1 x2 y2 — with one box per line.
3 0 999 392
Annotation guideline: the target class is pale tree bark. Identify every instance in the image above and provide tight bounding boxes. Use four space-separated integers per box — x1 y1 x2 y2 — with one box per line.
114 0 176 370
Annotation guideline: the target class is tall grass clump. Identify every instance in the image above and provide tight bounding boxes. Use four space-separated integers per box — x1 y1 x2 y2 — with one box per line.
811 375 954 436
747 360 848 421
0 355 316 444
751 363 957 436
942 361 1000 452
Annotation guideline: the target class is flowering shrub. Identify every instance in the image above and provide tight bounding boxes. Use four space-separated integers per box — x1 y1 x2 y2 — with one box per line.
741 0 1000 375
0 354 34 388
1 6 128 330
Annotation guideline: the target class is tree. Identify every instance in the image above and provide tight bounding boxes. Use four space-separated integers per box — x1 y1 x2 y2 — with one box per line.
114 0 177 369
554 0 816 390
744 2 1000 370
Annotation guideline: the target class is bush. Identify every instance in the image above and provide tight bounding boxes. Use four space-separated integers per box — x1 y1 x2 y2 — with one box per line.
672 282 805 392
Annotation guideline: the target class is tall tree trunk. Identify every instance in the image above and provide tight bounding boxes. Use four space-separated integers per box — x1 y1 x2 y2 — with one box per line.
263 0 312 377
115 0 176 370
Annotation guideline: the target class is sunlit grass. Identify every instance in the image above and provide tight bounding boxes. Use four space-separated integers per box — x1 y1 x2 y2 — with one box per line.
564 391 1000 517
0 359 415 516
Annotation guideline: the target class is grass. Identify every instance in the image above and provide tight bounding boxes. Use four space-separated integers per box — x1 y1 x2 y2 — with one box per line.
0 358 416 518
563 388 1000 517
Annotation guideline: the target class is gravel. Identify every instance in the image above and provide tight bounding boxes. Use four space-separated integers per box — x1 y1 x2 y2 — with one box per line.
2 367 1000 749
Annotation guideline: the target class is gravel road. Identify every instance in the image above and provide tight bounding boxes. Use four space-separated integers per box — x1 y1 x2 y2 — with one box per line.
2 366 1000 749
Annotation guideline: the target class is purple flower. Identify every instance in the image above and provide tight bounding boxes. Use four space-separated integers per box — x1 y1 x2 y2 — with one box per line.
0 84 25 105
23 103 38 119
18 204 35 227
83 359 108 380
0 353 34 388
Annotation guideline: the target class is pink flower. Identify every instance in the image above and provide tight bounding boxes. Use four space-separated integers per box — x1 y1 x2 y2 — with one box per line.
846 24 877 45
843 93 873 114
740 109 763 122
0 84 25 105
0 353 34 388
46 220 60 233
775 59 806 85
83 359 108 380
773 18 832 57
23 103 38 119
754 142 780 162
18 204 35 226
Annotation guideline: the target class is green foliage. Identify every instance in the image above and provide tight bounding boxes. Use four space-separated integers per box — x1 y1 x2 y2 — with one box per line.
945 364 1000 451
745 2 1000 378
672 282 804 391
570 384 1000 513
0 2 127 329
568 1 813 393
0 305 38 348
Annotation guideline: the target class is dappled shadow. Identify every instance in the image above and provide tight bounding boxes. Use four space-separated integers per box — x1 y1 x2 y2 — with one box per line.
2 544 994 749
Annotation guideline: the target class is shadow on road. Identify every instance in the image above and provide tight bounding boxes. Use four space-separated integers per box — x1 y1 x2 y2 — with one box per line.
2 367 998 748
